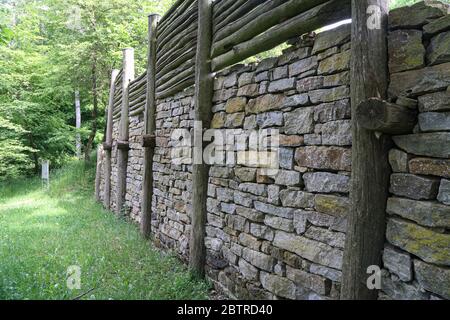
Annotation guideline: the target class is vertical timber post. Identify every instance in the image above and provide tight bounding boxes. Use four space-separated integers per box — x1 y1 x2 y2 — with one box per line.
75 90 81 159
116 48 135 215
189 0 213 278
141 14 160 239
103 69 119 209
95 145 103 201
341 0 390 300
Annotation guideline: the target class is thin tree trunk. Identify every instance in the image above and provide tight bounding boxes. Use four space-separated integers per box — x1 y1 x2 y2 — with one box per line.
75 90 81 159
84 55 98 163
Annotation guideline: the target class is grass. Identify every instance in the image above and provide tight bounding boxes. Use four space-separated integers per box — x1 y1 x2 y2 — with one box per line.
0 158 210 300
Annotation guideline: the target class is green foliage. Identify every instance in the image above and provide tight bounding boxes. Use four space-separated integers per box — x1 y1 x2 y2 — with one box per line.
0 159 210 300
0 0 176 179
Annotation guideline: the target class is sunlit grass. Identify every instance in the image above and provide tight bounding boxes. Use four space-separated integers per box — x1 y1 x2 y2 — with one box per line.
0 159 210 300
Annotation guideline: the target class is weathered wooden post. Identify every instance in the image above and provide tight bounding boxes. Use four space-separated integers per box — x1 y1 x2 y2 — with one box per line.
103 69 120 209
95 145 103 201
189 0 214 278
341 0 391 300
41 160 50 189
116 48 135 215
75 90 81 159
140 14 160 239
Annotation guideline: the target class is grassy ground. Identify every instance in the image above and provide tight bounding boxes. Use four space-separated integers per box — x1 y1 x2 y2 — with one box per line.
0 159 210 300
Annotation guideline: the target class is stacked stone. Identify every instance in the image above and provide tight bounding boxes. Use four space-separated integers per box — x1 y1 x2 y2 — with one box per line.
151 88 195 261
125 115 144 222
97 144 105 201
108 120 120 212
381 1 450 300
205 24 352 300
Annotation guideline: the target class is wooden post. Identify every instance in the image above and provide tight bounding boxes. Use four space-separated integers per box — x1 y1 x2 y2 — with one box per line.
141 14 160 239
189 0 213 278
75 90 81 159
103 69 119 209
116 48 135 215
341 0 391 300
95 145 103 201
356 97 417 135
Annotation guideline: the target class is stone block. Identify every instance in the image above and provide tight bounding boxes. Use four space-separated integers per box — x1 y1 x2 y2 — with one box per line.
382 245 413 282
317 50 350 75
387 197 450 228
279 189 315 209
306 226 345 249
246 94 285 114
239 258 259 281
427 31 450 65
320 120 352 146
393 133 450 158
388 29 425 73
283 107 314 135
390 173 440 200
389 1 446 30
389 149 410 173
438 179 450 205
273 231 343 269
314 194 349 217
264 215 294 232
289 56 318 76
260 272 296 299
313 99 351 123
409 157 450 178
225 97 247 113
414 259 450 299
242 248 275 272
303 172 350 193
418 112 450 132
274 170 302 187
295 146 351 171
309 86 350 104
386 218 450 265
418 91 450 112
256 112 284 128
389 62 450 98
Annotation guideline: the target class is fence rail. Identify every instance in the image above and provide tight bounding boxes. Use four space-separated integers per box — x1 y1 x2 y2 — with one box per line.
109 0 351 122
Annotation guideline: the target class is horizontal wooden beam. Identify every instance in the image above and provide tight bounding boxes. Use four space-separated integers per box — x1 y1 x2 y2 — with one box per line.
356 97 417 135
116 140 130 151
102 142 112 151
211 0 351 72
141 134 156 148
211 0 327 58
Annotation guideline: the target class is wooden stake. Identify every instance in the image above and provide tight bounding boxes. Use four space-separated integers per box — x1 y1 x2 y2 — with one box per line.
356 97 417 135
189 0 213 278
141 14 160 239
103 69 119 210
116 48 135 215
341 0 391 300
75 90 81 159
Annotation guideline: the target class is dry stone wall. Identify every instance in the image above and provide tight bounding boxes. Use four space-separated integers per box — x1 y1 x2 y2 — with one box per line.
205 24 352 300
380 2 450 300
96 1 450 300
125 115 144 222
151 89 195 261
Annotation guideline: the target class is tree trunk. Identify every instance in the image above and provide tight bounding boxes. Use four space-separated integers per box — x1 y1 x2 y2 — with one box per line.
341 0 391 300
75 90 82 159
84 56 98 163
